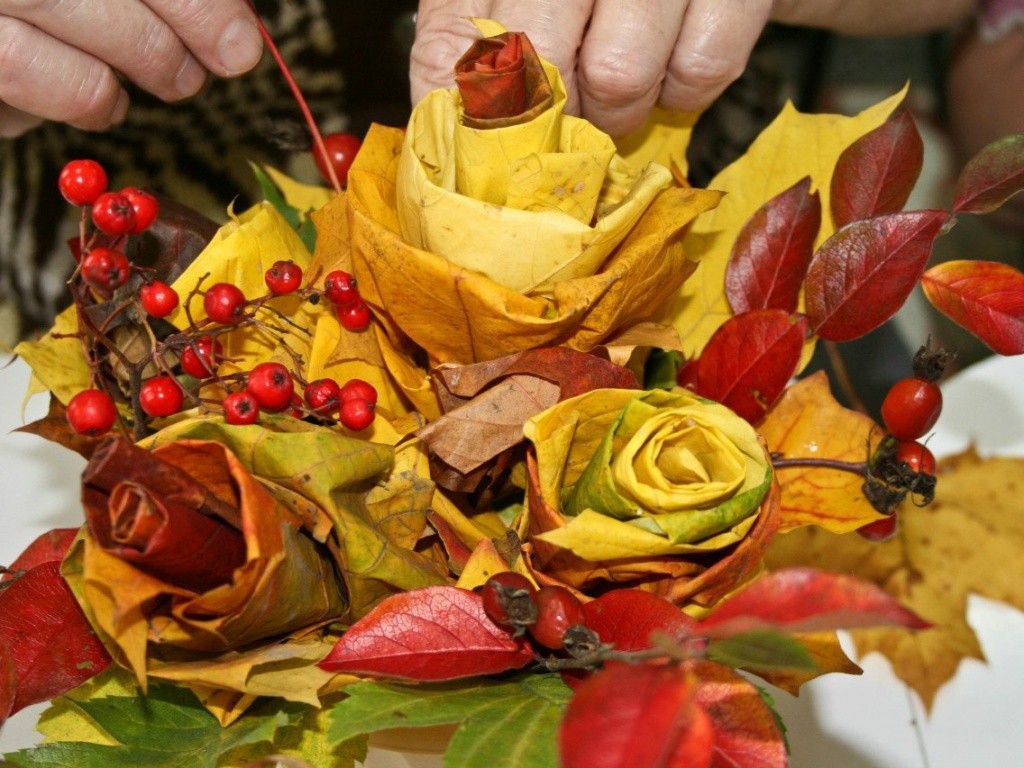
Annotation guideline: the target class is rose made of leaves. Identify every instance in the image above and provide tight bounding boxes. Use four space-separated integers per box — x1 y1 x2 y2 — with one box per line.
310 20 720 366
68 436 349 686
521 389 780 609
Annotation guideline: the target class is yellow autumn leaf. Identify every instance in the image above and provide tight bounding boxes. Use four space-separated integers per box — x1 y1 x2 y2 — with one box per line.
766 449 1024 709
759 371 886 532
616 106 699 179
663 87 908 358
13 304 92 405
261 163 336 214
166 202 321 378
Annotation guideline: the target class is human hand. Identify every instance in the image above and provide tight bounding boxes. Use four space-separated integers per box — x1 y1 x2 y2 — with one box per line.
0 0 264 138
411 0 774 137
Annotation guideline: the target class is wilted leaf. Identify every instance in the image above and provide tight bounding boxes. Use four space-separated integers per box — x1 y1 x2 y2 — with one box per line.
326 675 571 768
0 561 110 718
759 372 884 532
560 662 713 768
693 310 809 423
805 210 949 342
952 133 1024 215
726 177 821 314
688 660 787 768
4 683 287 768
666 88 907 358
318 586 534 680
831 110 924 228
767 450 1024 709
920 260 1024 355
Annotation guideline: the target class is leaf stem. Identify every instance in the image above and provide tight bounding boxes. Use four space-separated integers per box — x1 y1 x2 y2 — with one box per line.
824 340 869 415
771 456 868 475
243 1 342 194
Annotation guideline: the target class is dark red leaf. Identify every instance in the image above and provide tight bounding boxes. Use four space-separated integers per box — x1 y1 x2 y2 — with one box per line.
688 660 787 768
700 567 929 636
583 589 701 652
454 32 553 125
952 133 1024 215
0 562 111 716
831 110 924 228
726 177 821 314
921 260 1024 355
694 310 808 423
2 528 78 583
0 644 15 723
805 210 948 341
318 586 535 680
561 662 714 768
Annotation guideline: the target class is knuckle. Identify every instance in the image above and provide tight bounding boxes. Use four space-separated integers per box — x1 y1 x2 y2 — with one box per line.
578 50 662 106
0 16 30 74
67 66 123 127
667 49 744 95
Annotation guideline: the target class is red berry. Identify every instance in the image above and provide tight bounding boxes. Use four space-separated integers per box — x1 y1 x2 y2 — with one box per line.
339 397 375 431
58 159 108 206
313 132 362 187
203 282 247 324
180 335 223 378
121 187 159 234
139 375 184 418
481 572 537 630
324 270 359 307
81 247 130 292
139 280 179 318
857 514 899 542
894 440 937 476
66 389 117 435
881 377 942 440
264 259 303 295
222 391 260 425
304 378 341 416
340 378 378 406
337 300 371 331
286 393 305 418
246 362 294 412
91 191 136 236
529 585 585 650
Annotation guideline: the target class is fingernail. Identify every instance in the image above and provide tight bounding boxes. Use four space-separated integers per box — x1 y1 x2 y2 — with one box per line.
174 55 207 100
217 16 264 75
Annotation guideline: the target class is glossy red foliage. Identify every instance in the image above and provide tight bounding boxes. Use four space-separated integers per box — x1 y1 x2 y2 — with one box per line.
952 134 1024 215
726 177 821 314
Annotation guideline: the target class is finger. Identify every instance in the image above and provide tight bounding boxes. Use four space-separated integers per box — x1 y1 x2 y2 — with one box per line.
575 0 686 136
0 102 44 139
0 16 129 131
659 0 772 114
8 0 207 104
142 0 263 77
488 0 593 116
410 0 492 105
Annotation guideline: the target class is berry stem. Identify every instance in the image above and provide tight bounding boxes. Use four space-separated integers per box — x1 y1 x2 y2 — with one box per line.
243 1 342 194
771 456 869 475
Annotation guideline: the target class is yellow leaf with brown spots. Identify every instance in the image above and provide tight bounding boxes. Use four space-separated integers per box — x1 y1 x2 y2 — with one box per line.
759 372 886 533
766 449 1024 709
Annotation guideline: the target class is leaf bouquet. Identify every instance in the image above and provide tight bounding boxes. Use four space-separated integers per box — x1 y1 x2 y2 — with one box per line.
3 17 1024 768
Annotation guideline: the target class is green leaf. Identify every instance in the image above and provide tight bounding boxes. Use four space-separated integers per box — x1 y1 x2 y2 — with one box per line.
249 164 318 252
3 684 285 768
706 629 816 673
643 349 683 391
327 675 572 768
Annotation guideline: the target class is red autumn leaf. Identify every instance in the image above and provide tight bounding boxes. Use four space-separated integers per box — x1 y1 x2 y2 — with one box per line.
318 586 535 681
952 133 1024 215
831 110 924 228
726 177 821 314
688 660 787 768
699 567 929 637
920 260 1024 355
1 528 78 582
0 562 111 717
583 589 701 652
560 662 714 768
0 643 15 723
694 310 809 423
805 210 948 341
454 32 552 124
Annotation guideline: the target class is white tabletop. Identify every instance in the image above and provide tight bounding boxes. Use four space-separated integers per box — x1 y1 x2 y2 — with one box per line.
2 353 1023 766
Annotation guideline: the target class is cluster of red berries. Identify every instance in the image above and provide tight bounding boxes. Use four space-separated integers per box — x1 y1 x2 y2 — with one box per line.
480 572 590 652
858 344 950 541
57 158 378 438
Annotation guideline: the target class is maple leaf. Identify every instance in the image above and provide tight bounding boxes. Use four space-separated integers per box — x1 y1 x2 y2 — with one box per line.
766 449 1024 709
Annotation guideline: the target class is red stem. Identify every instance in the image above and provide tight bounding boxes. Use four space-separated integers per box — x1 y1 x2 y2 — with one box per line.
243 1 342 194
